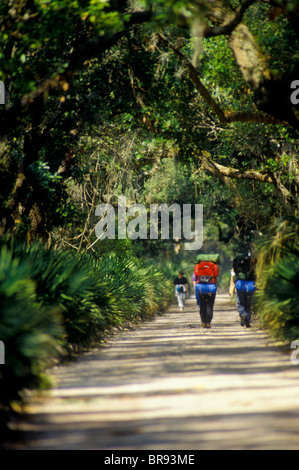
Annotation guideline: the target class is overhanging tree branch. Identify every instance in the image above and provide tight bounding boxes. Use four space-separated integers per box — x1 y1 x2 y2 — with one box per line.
158 33 287 126
206 0 299 128
158 33 226 122
200 155 297 206
201 155 272 183
204 0 256 38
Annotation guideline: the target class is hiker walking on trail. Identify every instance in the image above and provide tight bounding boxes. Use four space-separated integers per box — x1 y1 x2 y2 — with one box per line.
194 254 220 329
232 253 256 328
174 271 188 311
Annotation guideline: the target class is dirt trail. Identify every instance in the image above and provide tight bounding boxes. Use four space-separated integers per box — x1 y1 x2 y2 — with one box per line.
5 294 299 450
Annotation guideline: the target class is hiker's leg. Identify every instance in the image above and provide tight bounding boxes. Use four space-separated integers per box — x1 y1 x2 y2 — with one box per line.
177 292 184 309
206 293 216 325
236 291 247 317
245 293 252 322
199 294 207 324
236 291 252 326
195 285 201 308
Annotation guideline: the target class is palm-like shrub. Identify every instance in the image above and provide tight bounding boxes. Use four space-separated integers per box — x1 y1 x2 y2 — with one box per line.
255 216 299 340
255 217 298 287
7 241 174 346
0 246 63 407
0 238 173 437
0 240 174 401
11 242 107 347
92 252 173 322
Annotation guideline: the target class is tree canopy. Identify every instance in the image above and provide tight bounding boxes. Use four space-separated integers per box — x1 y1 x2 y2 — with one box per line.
0 0 298 250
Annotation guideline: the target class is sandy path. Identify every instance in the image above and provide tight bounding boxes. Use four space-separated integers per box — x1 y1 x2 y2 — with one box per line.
6 294 299 450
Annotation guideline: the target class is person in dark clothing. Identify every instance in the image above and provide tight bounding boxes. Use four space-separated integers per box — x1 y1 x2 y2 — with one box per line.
236 289 253 327
232 253 256 328
173 271 188 310
197 292 216 328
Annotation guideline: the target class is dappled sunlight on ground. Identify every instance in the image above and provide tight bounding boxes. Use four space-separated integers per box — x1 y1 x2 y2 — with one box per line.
5 295 299 450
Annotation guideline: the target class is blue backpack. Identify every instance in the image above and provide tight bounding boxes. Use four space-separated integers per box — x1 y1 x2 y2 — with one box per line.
195 283 217 295
235 280 256 293
176 285 185 293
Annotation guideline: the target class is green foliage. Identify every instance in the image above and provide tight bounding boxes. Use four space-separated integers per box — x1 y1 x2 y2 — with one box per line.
246 2 298 78
1 0 297 244
12 243 108 347
100 252 173 319
8 241 173 346
200 35 250 109
258 247 299 339
0 245 64 407
142 159 196 205
27 161 62 192
0 238 173 426
254 217 299 340
0 0 127 90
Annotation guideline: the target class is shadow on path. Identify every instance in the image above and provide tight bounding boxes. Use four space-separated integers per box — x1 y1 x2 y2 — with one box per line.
4 295 299 450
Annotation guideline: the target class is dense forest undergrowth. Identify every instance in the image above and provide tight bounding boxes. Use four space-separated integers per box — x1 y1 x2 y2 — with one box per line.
0 0 299 438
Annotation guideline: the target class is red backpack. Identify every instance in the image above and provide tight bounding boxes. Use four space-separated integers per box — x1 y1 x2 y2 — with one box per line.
194 261 219 284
